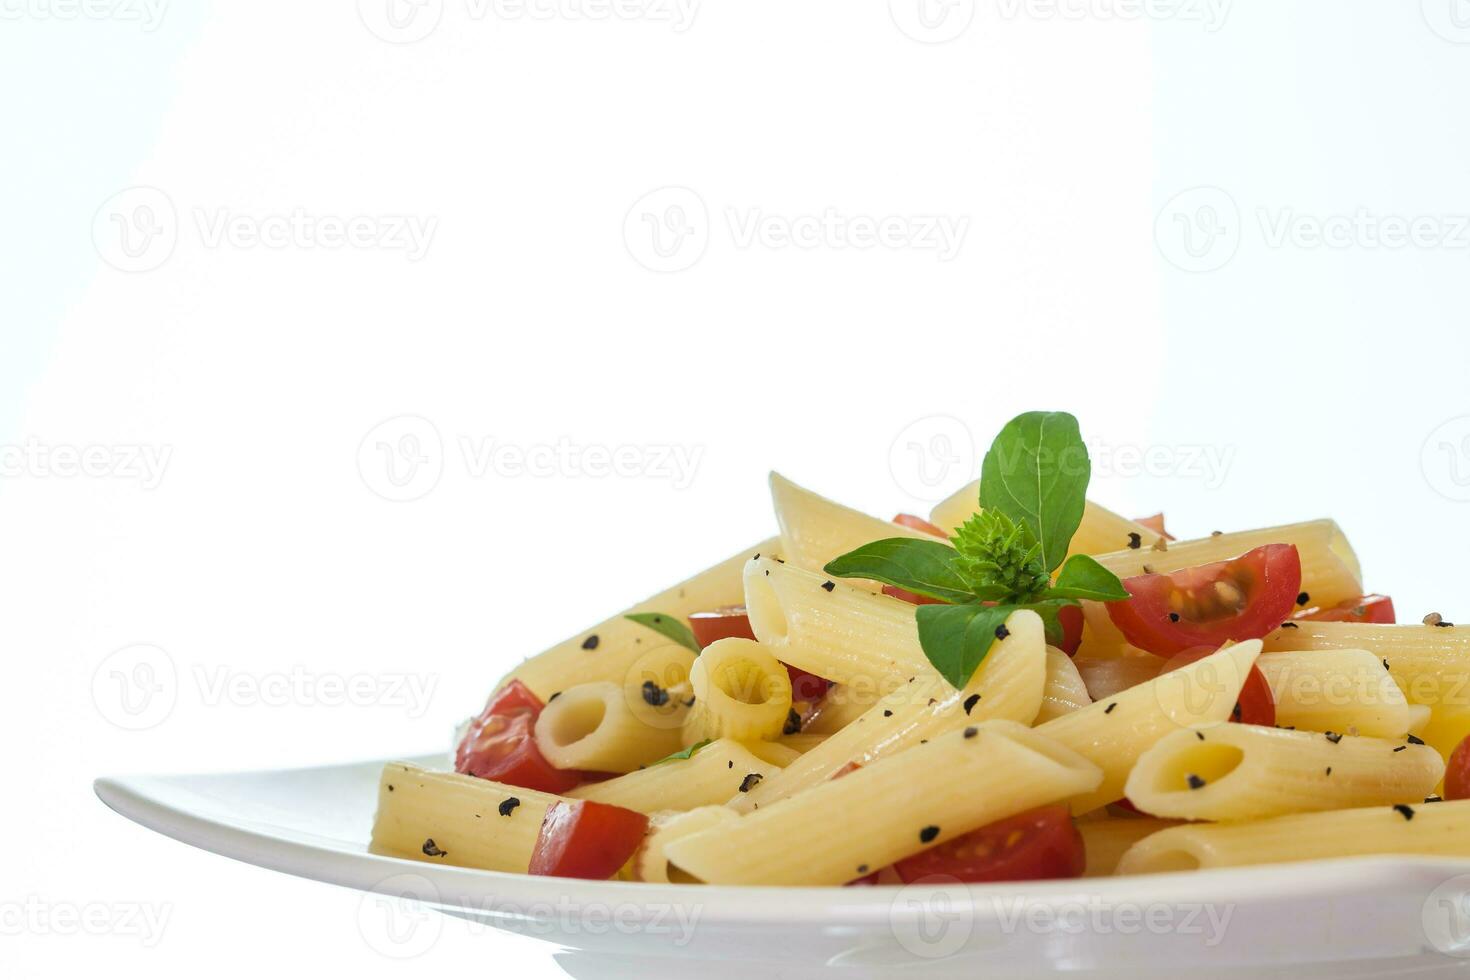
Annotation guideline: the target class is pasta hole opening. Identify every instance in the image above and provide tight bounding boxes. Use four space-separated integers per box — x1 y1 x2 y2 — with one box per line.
714 659 776 706
1152 742 1244 794
1143 848 1202 873
546 697 608 748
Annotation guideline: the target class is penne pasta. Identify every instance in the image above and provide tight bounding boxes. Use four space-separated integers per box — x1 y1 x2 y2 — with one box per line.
801 684 883 734
633 806 740 883
681 638 793 744
1036 646 1093 723
534 681 685 773
1078 817 1180 877
730 609 1048 813
1253 649 1413 738
1262 621 1470 715
664 721 1102 886
1123 724 1443 821
1116 800 1470 874
928 481 1164 557
770 472 942 583
370 763 560 873
1036 640 1264 815
567 738 782 814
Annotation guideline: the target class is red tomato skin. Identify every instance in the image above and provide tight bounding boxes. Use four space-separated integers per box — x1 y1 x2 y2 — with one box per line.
483 679 543 718
1057 604 1084 656
528 800 649 880
882 584 947 606
456 712 581 794
688 606 757 648
786 665 832 704
1446 736 1470 801
1133 513 1176 541
893 513 949 538
1160 646 1276 727
1104 544 1303 656
893 805 1086 884
1296 594 1396 625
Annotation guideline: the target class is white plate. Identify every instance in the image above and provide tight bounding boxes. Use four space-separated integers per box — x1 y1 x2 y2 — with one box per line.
96 756 1470 979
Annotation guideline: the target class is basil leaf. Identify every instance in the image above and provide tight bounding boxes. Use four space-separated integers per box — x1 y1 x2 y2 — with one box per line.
914 602 1017 689
824 538 979 604
624 612 701 652
979 411 1090 573
648 739 713 766
1047 554 1130 602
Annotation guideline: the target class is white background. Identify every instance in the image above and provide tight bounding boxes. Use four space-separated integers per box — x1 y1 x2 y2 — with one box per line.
4 1 1470 976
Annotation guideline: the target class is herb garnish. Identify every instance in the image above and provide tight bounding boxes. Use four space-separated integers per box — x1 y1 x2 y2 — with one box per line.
623 612 701 652
647 739 713 767
824 411 1129 689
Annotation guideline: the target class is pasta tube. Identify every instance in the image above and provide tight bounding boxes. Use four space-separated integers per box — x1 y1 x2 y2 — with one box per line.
633 806 740 883
1078 818 1179 878
1123 724 1443 821
681 638 793 744
534 681 685 773
1037 646 1092 723
567 738 783 814
1254 649 1413 738
928 481 1165 557
769 472 941 583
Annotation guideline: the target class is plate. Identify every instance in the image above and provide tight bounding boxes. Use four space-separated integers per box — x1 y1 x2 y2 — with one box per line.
95 757 1470 979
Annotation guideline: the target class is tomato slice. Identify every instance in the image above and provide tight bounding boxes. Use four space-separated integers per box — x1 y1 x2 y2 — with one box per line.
455 680 581 794
688 605 757 648
1057 604 1084 656
1446 735 1470 801
1160 646 1276 726
1133 513 1176 541
894 805 1085 884
1104 544 1302 656
882 584 947 606
528 800 649 880
1295 594 1396 625
786 665 832 704
893 513 948 538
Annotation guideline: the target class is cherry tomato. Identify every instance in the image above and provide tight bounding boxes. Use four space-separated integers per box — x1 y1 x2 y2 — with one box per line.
1057 604 1084 656
1445 735 1470 801
688 605 757 648
527 800 649 880
455 680 581 794
1159 646 1276 727
893 513 948 538
882 584 948 606
1133 513 1176 541
1295 594 1396 625
845 869 881 886
787 665 832 704
1104 544 1302 656
894 805 1085 884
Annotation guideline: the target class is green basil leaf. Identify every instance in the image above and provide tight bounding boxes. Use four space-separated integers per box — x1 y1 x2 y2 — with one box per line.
624 612 701 652
824 538 979 604
1047 554 1131 602
979 411 1090 573
914 602 1017 689
648 739 713 767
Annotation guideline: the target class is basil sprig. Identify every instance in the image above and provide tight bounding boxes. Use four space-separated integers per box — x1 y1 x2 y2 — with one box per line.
623 612 701 652
825 411 1129 689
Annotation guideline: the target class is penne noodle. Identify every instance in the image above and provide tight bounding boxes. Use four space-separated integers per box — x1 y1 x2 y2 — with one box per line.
681 638 793 744
1036 646 1093 723
503 536 780 699
1254 649 1413 738
802 683 894 734
568 738 782 814
633 806 740 883
730 609 1048 813
1036 640 1264 815
534 681 685 773
664 721 1102 886
928 481 1164 557
1263 621 1470 715
1117 800 1470 874
1123 724 1443 821
1078 817 1180 877
769 472 941 585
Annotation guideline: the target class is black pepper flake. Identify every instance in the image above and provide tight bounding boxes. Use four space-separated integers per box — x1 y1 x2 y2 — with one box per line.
1383 659 1391 673
1104 702 1117 714
927 698 937 706
1186 774 1206 790
1211 530 1223 537
1325 732 1343 744
856 864 869 874
1438 621 1456 628
738 773 763 793
1280 622 1300 630
1325 767 1332 776
994 624 1010 640
1296 592 1310 606
581 635 600 651
1127 533 1142 550
963 694 980 716
548 691 562 702
821 580 836 592
387 784 395 792
783 709 802 735
963 726 978 739
728 760 733 769
1394 804 1415 821
422 839 447 857
642 680 670 707
1168 612 1181 623
1196 731 1205 741
498 797 520 817
753 553 761 561
919 825 940 844
1394 746 1407 753
1408 734 1426 745
883 709 893 718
